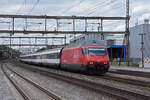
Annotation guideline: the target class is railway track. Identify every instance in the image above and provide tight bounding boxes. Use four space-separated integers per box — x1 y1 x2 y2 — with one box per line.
12 62 150 100
1 63 61 100
101 75 150 88
109 70 150 78
1 63 30 100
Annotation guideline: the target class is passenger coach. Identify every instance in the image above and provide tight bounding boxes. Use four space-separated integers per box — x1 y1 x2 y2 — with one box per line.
20 48 62 67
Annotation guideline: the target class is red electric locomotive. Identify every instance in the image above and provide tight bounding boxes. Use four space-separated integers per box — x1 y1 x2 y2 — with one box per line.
60 40 110 74
20 40 109 75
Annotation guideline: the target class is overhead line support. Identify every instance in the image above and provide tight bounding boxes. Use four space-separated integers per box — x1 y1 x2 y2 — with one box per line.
0 14 127 20
0 30 126 34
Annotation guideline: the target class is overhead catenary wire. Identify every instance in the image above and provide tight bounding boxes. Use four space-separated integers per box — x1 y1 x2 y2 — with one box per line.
47 0 87 37
84 0 107 14
48 0 106 30
61 0 86 15
16 0 41 34
59 0 120 38
28 0 40 14
16 0 26 14
50 0 90 38
86 0 120 15
0 0 26 32
64 0 112 16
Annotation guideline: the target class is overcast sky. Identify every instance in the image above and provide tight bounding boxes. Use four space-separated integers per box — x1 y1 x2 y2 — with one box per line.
0 0 149 50
0 0 149 23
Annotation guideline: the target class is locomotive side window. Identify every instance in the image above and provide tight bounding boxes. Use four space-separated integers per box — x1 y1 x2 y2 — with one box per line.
47 54 53 59
82 48 88 54
88 48 107 56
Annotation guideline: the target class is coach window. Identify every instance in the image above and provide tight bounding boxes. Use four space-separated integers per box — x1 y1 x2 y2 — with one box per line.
36 55 40 59
47 54 52 59
53 53 56 59
36 55 38 59
46 54 49 59
57 53 59 58
32 56 35 59
55 53 59 59
42 54 46 59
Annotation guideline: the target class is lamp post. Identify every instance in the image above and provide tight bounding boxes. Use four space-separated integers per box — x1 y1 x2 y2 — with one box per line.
139 33 146 68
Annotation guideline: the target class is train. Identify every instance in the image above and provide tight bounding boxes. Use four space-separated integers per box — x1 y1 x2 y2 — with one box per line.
20 40 110 74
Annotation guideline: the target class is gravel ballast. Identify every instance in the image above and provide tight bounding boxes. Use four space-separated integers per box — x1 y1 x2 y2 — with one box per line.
8 63 115 100
14 62 150 96
0 64 16 100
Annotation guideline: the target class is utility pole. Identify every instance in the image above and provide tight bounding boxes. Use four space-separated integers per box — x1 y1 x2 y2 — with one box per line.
64 35 67 45
56 19 59 32
126 0 130 66
85 19 87 32
101 19 104 40
10 17 14 58
45 15 47 31
19 37 21 52
139 33 146 68
73 18 75 38
25 18 27 30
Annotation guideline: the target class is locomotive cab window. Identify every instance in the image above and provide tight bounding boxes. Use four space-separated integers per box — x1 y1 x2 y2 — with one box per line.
88 48 107 56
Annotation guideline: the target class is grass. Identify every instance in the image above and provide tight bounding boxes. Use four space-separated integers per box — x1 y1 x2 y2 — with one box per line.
110 61 139 67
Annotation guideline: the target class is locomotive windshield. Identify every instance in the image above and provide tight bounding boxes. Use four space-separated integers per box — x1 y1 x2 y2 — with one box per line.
88 48 107 56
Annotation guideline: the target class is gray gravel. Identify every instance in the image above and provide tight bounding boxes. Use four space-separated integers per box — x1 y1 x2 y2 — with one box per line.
0 64 16 100
110 66 150 72
107 72 150 83
5 67 54 100
8 63 115 100
13 62 150 97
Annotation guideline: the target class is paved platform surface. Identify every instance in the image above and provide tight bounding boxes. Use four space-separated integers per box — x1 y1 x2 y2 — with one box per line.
0 67 16 100
110 66 150 73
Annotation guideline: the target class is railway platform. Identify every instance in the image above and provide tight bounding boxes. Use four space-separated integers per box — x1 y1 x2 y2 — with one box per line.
110 65 150 73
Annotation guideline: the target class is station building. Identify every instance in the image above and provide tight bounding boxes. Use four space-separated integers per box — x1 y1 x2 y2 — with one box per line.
130 19 150 61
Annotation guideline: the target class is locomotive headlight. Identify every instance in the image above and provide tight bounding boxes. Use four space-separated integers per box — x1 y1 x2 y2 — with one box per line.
104 62 107 64
89 61 94 65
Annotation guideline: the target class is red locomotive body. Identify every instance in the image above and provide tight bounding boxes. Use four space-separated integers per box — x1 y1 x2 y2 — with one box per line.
61 45 109 74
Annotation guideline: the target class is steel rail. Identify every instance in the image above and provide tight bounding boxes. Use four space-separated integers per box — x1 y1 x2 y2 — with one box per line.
1 64 30 100
16 63 150 100
6 65 62 100
109 70 150 78
102 75 150 88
